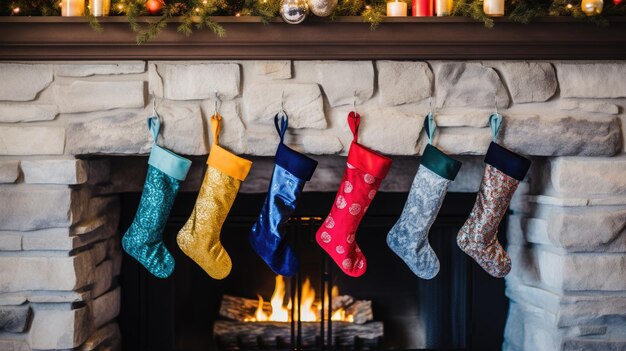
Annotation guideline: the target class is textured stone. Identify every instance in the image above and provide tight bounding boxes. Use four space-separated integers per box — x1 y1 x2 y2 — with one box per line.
549 156 626 196
254 61 292 79
0 160 19 184
557 63 626 98
301 135 344 155
244 83 325 129
0 232 21 251
316 61 374 107
159 63 240 100
0 126 65 156
21 215 117 251
80 323 121 351
356 107 422 155
0 251 96 292
558 100 580 111
0 103 58 122
0 186 73 231
91 287 121 329
55 81 145 114
91 259 115 299
29 304 90 349
0 305 31 332
0 63 53 102
25 290 91 304
498 62 557 103
245 131 280 156
67 101 207 155
0 340 30 351
435 127 492 155
202 100 246 154
501 115 621 156
434 62 509 109
581 101 620 114
55 61 146 77
435 110 490 128
377 61 433 106
21 159 87 185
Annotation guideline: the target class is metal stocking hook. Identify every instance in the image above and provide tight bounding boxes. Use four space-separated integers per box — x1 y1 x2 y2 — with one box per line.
279 90 286 118
151 92 158 117
214 90 220 116
353 90 358 115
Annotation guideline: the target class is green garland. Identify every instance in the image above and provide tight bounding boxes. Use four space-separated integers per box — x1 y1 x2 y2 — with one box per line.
3 0 625 42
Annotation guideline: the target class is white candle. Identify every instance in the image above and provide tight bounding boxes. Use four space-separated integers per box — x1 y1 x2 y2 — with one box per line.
62 0 85 16
483 0 504 16
387 0 407 16
89 0 110 16
435 0 452 16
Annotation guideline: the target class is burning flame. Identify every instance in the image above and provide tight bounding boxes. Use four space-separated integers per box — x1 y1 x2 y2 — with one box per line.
245 275 353 323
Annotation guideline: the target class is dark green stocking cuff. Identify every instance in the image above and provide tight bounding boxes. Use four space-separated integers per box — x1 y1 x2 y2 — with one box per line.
421 144 462 181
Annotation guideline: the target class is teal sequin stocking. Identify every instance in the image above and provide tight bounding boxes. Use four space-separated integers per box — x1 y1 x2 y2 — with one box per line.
122 165 181 278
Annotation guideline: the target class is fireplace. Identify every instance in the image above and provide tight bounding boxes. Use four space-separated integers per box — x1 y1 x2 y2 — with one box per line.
0 37 625 351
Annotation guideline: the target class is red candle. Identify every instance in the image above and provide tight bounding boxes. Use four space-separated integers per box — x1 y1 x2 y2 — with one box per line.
412 0 433 15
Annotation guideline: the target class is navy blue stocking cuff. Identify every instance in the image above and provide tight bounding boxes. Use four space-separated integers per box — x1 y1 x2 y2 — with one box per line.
275 143 318 181
484 142 531 181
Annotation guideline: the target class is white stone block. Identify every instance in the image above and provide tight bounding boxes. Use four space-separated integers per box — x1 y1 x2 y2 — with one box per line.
55 81 145 114
0 160 19 183
356 107 422 155
159 63 241 100
202 100 246 154
90 287 121 329
0 233 21 251
316 61 374 107
549 156 626 196
376 61 433 106
21 215 116 251
55 61 146 77
435 110 490 128
28 304 91 349
0 103 58 123
0 339 30 351
245 131 280 156
434 62 509 109
244 83 326 129
0 126 65 156
21 159 87 185
498 62 557 103
67 101 207 156
435 127 491 155
0 186 73 231
0 63 53 102
579 101 620 114
254 61 292 79
301 135 343 155
557 63 626 98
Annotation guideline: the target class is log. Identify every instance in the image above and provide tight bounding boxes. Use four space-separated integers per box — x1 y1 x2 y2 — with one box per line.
213 320 383 350
219 294 373 325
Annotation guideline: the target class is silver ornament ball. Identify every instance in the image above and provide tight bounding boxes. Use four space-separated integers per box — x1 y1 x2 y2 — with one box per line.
280 0 309 24
307 0 338 17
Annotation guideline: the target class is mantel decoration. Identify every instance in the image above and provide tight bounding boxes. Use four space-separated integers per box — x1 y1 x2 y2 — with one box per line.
3 0 626 42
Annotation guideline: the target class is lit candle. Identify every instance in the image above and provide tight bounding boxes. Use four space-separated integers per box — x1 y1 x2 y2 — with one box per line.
89 0 110 16
62 0 85 16
435 0 452 16
387 0 407 16
412 0 433 16
483 0 504 16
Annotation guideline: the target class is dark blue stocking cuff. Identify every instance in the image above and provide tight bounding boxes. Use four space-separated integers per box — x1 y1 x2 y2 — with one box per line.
484 142 531 181
275 143 318 181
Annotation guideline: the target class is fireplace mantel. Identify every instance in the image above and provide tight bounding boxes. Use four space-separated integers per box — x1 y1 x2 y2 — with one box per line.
1 16 626 60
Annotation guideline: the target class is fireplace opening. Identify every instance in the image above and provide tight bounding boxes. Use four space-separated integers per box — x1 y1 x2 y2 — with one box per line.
118 191 509 351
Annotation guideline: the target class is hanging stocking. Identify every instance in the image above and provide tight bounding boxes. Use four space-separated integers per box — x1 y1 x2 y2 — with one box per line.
249 113 318 277
177 114 252 280
387 113 462 279
457 113 531 278
316 112 392 277
122 115 192 278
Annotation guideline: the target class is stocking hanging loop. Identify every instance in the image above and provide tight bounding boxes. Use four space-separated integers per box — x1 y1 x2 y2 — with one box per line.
210 114 222 146
489 113 503 142
348 111 361 143
424 112 436 145
274 112 289 143
147 115 161 144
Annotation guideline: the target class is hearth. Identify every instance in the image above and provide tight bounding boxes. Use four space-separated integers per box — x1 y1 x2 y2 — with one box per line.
118 190 509 351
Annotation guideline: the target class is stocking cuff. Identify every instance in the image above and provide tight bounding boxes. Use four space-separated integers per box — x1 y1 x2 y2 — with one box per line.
485 142 531 181
347 141 393 180
148 144 192 181
208 144 253 181
275 143 318 181
421 144 462 181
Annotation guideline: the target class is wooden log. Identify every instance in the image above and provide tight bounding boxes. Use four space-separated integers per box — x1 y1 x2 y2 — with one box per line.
213 320 383 350
219 294 373 325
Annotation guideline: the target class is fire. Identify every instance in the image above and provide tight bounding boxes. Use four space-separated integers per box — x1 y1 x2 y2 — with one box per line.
245 275 353 323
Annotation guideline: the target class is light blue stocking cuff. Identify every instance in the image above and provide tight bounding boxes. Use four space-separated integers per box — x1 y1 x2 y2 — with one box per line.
148 144 192 181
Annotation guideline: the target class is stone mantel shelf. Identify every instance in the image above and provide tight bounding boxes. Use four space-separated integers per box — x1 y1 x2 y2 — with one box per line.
1 16 626 60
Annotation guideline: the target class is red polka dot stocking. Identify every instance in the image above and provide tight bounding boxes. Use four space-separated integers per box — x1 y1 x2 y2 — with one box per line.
316 112 392 277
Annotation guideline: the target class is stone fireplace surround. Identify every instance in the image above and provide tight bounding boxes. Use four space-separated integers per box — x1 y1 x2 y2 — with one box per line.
0 59 624 351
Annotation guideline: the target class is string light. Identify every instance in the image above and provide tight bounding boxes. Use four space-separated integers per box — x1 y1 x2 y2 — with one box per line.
12 7 20 14
195 7 200 12
117 4 124 9
566 3 573 8
235 12 241 16
203 0 208 4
